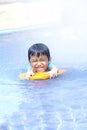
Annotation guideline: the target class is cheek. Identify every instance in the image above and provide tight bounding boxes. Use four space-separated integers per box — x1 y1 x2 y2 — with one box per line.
44 62 49 68
30 62 37 67
32 63 36 67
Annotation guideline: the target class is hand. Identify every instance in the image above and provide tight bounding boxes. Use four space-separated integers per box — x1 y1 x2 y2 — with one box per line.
25 69 35 79
47 68 58 78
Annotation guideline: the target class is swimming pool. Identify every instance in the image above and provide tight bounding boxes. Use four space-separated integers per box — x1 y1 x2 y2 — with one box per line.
0 24 87 130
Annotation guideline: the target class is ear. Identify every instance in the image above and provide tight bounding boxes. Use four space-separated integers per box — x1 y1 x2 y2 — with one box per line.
49 57 52 62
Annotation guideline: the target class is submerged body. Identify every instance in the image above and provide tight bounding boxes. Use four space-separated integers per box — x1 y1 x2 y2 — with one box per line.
19 69 65 80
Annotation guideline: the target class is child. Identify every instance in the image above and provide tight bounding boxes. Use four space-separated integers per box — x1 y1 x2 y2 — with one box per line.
25 43 58 79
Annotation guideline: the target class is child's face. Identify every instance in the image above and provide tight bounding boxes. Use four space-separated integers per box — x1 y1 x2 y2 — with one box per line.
29 54 49 72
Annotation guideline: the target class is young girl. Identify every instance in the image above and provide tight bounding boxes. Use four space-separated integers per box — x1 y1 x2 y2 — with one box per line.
25 43 58 79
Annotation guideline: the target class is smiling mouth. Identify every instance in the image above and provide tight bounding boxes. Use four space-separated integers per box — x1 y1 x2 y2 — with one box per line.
36 68 45 72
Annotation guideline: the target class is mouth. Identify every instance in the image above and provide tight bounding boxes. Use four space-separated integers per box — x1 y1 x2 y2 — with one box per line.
36 67 45 72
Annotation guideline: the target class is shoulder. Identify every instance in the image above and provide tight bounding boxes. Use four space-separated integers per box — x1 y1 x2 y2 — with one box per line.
48 62 55 69
26 64 32 69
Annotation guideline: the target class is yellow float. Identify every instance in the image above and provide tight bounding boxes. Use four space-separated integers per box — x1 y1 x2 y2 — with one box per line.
19 69 65 80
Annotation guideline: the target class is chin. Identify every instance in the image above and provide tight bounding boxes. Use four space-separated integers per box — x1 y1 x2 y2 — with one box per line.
37 69 45 72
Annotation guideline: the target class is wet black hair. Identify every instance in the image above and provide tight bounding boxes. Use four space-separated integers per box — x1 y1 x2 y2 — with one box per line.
28 43 51 61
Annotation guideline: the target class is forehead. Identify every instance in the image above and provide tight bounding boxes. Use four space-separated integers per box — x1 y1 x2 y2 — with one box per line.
30 54 48 59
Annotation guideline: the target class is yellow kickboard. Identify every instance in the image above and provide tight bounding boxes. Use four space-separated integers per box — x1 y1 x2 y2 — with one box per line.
19 69 65 80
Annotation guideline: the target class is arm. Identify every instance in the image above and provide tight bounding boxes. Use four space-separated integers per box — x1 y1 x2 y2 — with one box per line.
25 68 35 79
47 62 58 78
48 65 58 78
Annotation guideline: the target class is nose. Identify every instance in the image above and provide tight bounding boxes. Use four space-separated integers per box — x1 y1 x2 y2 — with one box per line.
36 61 42 67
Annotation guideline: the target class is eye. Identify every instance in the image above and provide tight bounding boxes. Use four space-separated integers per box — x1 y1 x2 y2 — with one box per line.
32 60 37 63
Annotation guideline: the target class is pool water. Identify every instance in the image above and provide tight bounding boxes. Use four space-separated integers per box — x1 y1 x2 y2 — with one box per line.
0 26 87 130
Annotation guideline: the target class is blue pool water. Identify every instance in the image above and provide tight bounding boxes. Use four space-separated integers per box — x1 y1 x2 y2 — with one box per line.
0 26 87 130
